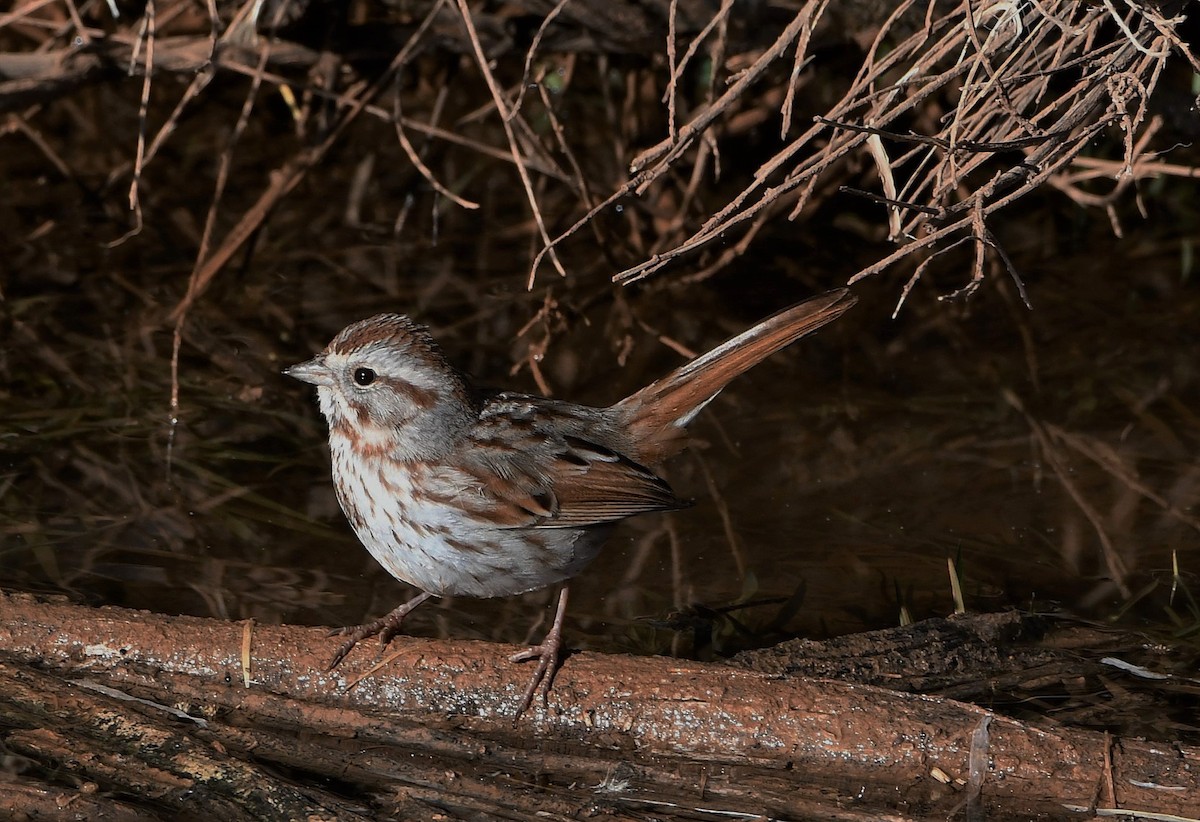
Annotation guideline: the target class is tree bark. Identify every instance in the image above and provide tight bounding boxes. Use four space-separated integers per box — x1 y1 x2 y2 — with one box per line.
0 591 1195 820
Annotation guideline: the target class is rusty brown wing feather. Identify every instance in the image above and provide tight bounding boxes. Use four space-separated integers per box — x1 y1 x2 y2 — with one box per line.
463 401 686 530
535 436 687 527
613 288 856 465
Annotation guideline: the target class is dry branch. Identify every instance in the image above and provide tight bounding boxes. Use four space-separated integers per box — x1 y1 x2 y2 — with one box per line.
4 0 1193 301
1 592 1197 819
611 0 1193 290
0 34 320 113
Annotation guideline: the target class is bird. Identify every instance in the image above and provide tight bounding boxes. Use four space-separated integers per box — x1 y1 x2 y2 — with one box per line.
285 288 856 717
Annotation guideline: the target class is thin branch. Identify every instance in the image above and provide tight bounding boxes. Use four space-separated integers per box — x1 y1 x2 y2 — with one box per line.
453 0 567 285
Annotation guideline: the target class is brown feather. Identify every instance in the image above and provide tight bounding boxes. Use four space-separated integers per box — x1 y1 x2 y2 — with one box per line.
459 427 685 530
613 289 856 464
535 443 685 528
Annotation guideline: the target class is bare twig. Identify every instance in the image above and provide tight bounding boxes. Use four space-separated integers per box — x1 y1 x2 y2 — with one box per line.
452 0 567 285
605 1 1186 291
508 0 573 121
392 82 480 210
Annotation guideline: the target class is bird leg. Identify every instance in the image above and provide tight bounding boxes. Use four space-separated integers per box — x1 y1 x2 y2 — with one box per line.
510 585 570 720
326 591 434 671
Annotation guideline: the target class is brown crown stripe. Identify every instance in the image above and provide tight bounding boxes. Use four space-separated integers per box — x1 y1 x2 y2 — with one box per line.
330 314 434 356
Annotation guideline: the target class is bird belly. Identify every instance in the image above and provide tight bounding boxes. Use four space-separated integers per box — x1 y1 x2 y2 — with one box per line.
330 444 603 598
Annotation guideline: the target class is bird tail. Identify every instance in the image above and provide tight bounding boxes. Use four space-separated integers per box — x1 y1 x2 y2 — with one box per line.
612 288 856 464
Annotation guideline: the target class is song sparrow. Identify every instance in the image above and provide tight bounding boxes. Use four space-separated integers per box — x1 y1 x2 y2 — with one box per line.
285 288 855 717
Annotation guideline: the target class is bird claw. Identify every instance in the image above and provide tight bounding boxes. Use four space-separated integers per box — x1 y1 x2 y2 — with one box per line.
510 633 563 721
510 586 570 721
325 591 433 672
325 617 390 671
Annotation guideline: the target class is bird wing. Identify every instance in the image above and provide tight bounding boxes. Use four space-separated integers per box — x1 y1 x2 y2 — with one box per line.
460 395 687 530
533 435 686 528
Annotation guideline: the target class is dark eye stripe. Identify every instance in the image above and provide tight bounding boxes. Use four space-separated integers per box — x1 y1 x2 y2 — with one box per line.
380 376 438 409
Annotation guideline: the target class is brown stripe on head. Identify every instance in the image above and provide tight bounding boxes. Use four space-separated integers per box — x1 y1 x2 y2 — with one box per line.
325 313 474 422
329 314 436 357
379 375 438 410
328 367 443 443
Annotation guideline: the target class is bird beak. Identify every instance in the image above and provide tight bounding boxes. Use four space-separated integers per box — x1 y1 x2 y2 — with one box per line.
284 355 333 387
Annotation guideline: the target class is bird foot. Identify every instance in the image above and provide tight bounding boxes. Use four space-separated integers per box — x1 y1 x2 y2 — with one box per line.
510 586 570 720
326 591 433 671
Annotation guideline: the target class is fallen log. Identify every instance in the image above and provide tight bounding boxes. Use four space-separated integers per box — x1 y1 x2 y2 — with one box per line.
0 591 1194 819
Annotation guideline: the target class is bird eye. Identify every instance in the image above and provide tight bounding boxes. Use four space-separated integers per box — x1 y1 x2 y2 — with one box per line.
353 367 377 387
